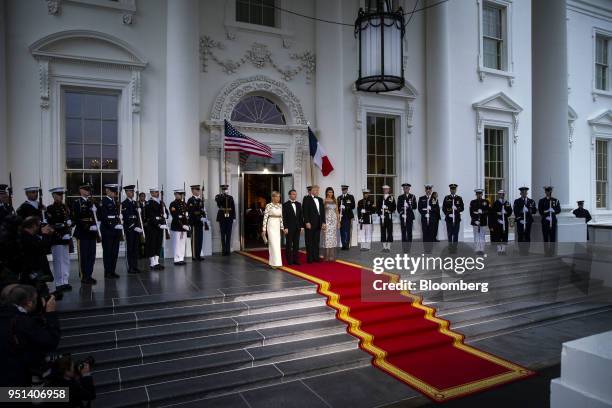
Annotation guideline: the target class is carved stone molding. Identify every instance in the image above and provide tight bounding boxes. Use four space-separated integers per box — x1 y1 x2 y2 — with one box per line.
200 36 316 83
130 70 141 113
512 113 519 143
47 0 61 15
568 106 578 148
210 75 307 125
38 59 50 109
122 13 134 25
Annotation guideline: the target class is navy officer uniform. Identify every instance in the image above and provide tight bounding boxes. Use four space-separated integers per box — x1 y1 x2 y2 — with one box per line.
0 184 15 223
16 186 43 220
71 183 99 285
187 184 208 261
337 185 355 250
418 184 439 243
573 200 592 240
397 183 417 246
513 187 537 242
489 189 513 254
99 184 123 279
376 185 396 252
538 186 562 243
46 187 73 291
121 185 143 274
215 185 235 256
442 183 465 245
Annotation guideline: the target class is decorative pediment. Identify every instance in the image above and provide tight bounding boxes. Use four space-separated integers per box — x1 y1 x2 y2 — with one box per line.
588 110 612 128
472 92 523 114
30 30 147 69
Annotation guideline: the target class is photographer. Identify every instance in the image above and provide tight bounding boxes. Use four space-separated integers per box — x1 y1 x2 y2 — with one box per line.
45 355 96 407
0 284 61 386
0 214 23 292
19 216 55 296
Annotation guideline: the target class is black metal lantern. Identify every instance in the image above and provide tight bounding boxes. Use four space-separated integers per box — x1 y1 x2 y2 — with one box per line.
355 0 405 93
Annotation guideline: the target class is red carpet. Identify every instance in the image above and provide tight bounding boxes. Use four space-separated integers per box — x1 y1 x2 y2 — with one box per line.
240 250 534 402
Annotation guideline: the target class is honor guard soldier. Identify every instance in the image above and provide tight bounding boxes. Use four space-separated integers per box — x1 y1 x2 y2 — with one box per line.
443 184 465 249
72 183 99 285
144 188 169 270
99 184 123 278
490 190 513 254
337 185 355 250
418 184 439 245
170 189 189 265
376 185 396 252
470 189 489 254
0 184 15 223
573 200 592 240
513 187 537 244
47 187 72 292
17 186 43 220
187 184 209 261
122 185 144 274
397 183 417 251
357 189 375 251
215 185 236 256
538 186 562 252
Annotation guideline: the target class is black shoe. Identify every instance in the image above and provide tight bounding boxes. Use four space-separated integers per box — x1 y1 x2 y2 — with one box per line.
128 269 140 274
293 261 301 266
104 273 119 279
174 262 181 266
81 277 96 285
158 264 165 270
286 261 293 265
64 284 73 291
90 278 97 284
55 285 66 292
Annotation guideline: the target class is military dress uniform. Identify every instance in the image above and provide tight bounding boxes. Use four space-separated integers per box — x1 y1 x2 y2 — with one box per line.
144 188 169 269
170 191 190 264
513 187 537 242
99 185 123 278
489 191 513 254
215 185 236 256
46 188 72 291
573 201 592 240
187 186 209 261
469 190 489 254
357 190 375 250
376 187 396 252
418 186 439 243
71 185 99 284
121 185 143 274
397 184 417 245
0 184 14 223
538 187 562 243
16 187 43 220
337 186 355 250
442 185 465 244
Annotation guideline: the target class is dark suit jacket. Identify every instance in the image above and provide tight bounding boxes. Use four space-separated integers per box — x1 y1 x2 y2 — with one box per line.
302 195 325 229
282 200 303 232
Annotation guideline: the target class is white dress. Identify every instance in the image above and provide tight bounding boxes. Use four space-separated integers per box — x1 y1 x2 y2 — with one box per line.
263 203 284 267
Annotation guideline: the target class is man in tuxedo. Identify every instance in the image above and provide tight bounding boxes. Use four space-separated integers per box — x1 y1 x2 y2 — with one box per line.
302 185 326 263
282 189 303 265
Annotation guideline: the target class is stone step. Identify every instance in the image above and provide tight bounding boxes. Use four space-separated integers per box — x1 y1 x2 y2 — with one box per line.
93 347 368 408
94 328 355 393
61 304 337 354
60 292 325 336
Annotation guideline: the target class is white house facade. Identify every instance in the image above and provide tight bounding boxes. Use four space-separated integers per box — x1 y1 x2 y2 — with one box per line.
1 0 611 253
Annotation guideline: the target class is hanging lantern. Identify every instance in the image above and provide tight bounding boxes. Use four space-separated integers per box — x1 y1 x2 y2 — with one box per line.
355 0 405 93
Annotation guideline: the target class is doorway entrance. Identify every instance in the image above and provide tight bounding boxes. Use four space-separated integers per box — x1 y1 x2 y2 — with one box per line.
241 173 294 249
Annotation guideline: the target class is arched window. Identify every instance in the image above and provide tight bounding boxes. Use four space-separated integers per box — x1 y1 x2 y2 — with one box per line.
231 95 286 125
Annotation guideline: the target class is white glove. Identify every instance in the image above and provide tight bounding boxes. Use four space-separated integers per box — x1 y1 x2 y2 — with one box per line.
114 224 123 230
62 234 71 240
341 205 345 211
160 224 168 230
475 221 480 226
89 225 98 232
425 213 430 219
523 206 528 213
498 219 504 224
427 206 431 211
520 220 526 225
91 205 97 213
546 216 552 222
477 209 482 214
200 217 206 223
452 206 457 211
548 208 555 213
361 209 366 213
134 227 143 233
497 212 502 215
155 216 161 220
66 219 72 227
182 225 190 231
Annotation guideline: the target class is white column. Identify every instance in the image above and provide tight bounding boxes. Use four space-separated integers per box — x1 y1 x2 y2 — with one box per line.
0 1 7 178
425 0 451 189
315 0 343 189
208 144 221 253
165 0 200 190
532 0 569 206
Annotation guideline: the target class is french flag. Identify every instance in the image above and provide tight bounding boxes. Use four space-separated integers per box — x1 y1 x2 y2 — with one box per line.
308 127 334 177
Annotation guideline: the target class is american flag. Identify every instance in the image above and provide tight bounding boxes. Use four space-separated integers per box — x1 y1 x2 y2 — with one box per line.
224 120 272 166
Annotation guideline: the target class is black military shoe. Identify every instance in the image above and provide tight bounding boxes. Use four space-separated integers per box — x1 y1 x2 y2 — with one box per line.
81 277 96 285
64 284 73 291
128 269 140 274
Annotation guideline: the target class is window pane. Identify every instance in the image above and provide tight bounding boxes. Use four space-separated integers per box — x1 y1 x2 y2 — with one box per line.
102 173 119 190
376 156 385 174
367 116 375 135
84 144 101 169
66 172 84 199
367 154 376 174
66 144 83 169
84 119 101 144
250 3 262 25
262 5 275 27
386 117 395 137
100 95 118 120
367 136 375 154
102 121 118 145
236 0 249 22
85 172 102 196
102 145 119 169
375 136 384 156
66 118 82 144
376 117 385 136
83 94 101 119
65 92 81 117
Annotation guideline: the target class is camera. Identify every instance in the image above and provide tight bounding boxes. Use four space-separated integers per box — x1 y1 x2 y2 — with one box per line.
78 356 95 372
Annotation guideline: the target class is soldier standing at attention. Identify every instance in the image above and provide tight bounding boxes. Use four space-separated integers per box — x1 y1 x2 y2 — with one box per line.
121 185 144 274
99 184 123 279
490 190 513 255
573 200 592 240
470 189 489 254
376 185 396 253
72 183 98 285
513 187 537 246
418 184 438 247
144 188 168 270
215 185 236 256
170 189 189 265
17 186 43 220
357 189 375 251
46 187 72 291
442 184 465 251
0 184 15 223
538 186 562 255
337 185 355 250
187 184 208 261
397 183 416 252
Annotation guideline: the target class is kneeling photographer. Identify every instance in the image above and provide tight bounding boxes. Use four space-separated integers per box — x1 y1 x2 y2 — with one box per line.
44 354 96 407
0 284 61 386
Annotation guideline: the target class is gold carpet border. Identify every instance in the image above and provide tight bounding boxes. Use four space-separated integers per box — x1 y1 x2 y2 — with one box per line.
239 251 534 401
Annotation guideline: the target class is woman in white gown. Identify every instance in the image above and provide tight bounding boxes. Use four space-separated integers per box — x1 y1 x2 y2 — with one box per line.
262 191 285 267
